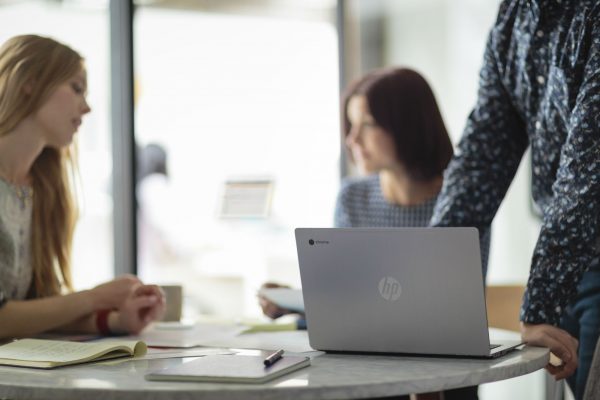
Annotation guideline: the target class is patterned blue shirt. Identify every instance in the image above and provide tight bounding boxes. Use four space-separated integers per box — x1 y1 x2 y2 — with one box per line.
336 175 490 277
431 0 600 325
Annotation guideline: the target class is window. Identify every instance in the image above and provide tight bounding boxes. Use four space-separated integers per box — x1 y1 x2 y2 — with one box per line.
134 1 340 318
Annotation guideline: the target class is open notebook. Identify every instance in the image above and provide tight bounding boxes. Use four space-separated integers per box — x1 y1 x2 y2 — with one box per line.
0 339 147 368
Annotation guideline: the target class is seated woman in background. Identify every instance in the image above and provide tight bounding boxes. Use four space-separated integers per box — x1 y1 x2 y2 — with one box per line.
0 34 165 339
260 67 490 400
337 67 454 231
262 67 490 315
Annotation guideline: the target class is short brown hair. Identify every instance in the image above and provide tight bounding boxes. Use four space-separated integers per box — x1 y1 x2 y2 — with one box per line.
342 67 453 182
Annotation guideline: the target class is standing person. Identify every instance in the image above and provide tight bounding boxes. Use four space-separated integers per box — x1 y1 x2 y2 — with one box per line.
0 34 165 339
260 67 490 400
430 2 600 398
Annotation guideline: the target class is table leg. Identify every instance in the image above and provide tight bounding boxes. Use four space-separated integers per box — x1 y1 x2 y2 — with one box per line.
545 374 564 400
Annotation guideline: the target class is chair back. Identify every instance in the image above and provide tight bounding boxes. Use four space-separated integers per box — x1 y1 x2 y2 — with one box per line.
486 285 525 332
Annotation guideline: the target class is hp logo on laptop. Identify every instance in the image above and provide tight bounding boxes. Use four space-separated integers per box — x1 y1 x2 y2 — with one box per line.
378 277 401 301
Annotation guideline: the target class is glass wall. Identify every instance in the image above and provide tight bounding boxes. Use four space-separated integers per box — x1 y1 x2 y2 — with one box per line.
0 0 114 290
133 0 340 318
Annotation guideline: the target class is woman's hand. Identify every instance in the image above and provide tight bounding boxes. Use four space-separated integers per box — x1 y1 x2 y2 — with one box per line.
521 322 579 380
109 284 166 335
258 282 292 319
88 275 141 311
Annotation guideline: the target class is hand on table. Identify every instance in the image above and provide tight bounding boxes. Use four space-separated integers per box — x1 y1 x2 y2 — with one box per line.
110 284 166 335
89 274 141 311
521 322 578 380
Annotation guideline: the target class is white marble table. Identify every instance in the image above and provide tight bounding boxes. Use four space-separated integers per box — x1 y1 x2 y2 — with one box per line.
0 330 549 400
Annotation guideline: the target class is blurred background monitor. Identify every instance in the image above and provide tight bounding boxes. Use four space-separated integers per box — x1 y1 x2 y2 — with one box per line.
219 178 274 219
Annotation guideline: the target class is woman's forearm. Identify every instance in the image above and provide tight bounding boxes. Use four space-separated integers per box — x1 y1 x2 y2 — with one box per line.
0 290 95 339
0 281 165 339
52 312 97 334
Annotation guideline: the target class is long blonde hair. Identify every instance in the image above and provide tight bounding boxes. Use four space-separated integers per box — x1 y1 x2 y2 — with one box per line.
0 35 83 297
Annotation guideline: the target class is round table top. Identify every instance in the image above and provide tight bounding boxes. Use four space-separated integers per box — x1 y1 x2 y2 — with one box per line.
0 343 549 400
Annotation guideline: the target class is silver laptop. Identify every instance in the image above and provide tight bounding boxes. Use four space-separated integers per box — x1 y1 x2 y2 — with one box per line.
295 227 521 358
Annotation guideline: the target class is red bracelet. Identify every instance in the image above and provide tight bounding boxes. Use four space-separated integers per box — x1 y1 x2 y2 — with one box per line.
95 309 112 336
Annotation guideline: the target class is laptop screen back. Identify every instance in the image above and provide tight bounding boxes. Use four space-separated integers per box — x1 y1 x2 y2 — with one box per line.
295 227 491 356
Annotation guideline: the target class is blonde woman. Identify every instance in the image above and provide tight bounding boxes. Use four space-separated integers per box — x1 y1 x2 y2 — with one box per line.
0 35 165 339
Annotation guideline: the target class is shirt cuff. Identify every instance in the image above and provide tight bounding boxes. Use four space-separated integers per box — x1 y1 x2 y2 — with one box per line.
520 289 562 326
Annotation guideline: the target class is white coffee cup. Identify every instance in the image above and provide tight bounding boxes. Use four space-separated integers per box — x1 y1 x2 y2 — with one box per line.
160 285 183 322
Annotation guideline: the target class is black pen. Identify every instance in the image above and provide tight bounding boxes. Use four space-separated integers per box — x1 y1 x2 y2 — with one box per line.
263 349 284 367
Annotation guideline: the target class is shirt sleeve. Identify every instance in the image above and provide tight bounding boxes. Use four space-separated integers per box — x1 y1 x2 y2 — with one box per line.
430 29 529 239
521 19 600 325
